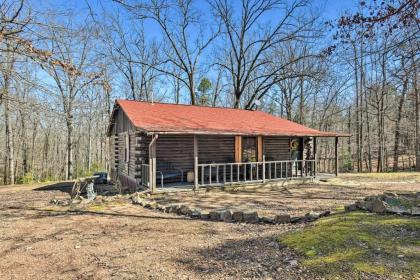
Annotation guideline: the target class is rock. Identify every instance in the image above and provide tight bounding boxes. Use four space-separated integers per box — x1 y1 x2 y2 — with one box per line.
345 204 358 211
209 211 221 221
131 195 143 205
386 205 410 215
220 210 232 222
355 200 373 211
243 211 259 223
190 210 201 219
145 201 157 209
304 211 319 222
232 211 244 222
384 192 398 198
167 204 180 213
178 205 191 215
371 200 388 214
94 195 104 202
319 210 331 217
411 207 420 215
290 216 302 223
384 198 398 206
274 214 291 224
364 195 379 202
200 212 210 220
261 216 274 224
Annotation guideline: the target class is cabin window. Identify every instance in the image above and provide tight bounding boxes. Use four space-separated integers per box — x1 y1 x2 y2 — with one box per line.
125 133 130 163
242 137 257 162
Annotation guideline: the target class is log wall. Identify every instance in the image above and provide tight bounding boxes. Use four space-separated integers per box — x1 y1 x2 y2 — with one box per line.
156 135 194 172
198 135 235 164
263 137 291 161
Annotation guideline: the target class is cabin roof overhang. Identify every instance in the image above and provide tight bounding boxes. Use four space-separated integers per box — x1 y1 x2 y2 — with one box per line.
107 99 350 138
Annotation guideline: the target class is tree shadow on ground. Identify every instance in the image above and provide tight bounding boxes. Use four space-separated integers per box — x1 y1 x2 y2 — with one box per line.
33 182 74 195
33 182 120 197
0 205 197 222
173 231 306 279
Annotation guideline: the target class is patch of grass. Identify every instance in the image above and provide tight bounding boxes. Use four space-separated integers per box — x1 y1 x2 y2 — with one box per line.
278 212 420 279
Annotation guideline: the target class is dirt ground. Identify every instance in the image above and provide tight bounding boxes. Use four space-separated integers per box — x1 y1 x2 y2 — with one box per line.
0 182 312 280
0 174 419 280
156 174 420 217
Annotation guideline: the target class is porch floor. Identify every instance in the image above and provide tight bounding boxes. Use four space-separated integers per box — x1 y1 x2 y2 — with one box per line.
151 174 420 217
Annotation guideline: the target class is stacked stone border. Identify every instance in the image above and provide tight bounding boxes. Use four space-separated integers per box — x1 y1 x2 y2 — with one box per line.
345 192 420 216
131 193 331 224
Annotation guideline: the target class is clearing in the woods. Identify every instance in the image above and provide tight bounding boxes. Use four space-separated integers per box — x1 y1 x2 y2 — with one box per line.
0 174 419 280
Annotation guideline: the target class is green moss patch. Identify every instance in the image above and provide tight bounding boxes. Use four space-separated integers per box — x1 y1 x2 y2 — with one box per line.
278 212 420 279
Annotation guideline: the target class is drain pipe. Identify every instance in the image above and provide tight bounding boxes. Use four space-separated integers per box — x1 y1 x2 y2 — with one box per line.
148 134 159 193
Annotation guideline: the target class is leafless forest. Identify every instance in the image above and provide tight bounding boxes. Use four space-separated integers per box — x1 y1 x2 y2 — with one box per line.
0 0 418 185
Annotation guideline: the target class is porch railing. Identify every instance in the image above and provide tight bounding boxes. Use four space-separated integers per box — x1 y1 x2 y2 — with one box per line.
197 159 315 187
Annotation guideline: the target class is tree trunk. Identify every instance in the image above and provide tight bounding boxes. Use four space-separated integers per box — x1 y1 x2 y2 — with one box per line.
66 117 73 180
353 44 361 172
4 84 14 185
299 76 304 124
393 73 407 171
189 73 196 105
415 69 420 171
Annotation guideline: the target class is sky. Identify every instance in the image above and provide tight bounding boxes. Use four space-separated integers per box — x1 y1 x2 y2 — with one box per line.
32 0 358 31
28 0 360 103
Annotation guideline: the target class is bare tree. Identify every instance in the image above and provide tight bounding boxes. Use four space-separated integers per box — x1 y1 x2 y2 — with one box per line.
114 0 219 105
38 21 101 180
209 0 318 108
102 13 161 101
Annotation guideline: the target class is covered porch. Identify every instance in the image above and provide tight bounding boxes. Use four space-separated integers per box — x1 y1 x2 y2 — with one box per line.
141 134 342 193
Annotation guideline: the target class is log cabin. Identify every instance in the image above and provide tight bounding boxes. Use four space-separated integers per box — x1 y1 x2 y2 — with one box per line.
107 100 348 193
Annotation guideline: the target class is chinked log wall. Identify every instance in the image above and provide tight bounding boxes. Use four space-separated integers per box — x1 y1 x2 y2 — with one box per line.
154 135 236 173
264 137 291 161
111 131 149 188
111 131 294 188
152 135 292 174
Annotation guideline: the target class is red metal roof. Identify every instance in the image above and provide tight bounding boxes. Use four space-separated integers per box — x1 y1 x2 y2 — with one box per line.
115 99 348 137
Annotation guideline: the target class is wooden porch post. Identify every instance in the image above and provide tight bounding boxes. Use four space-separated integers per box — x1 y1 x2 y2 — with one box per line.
149 134 158 193
234 136 242 163
194 135 198 191
335 136 339 176
262 155 266 182
313 137 317 177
